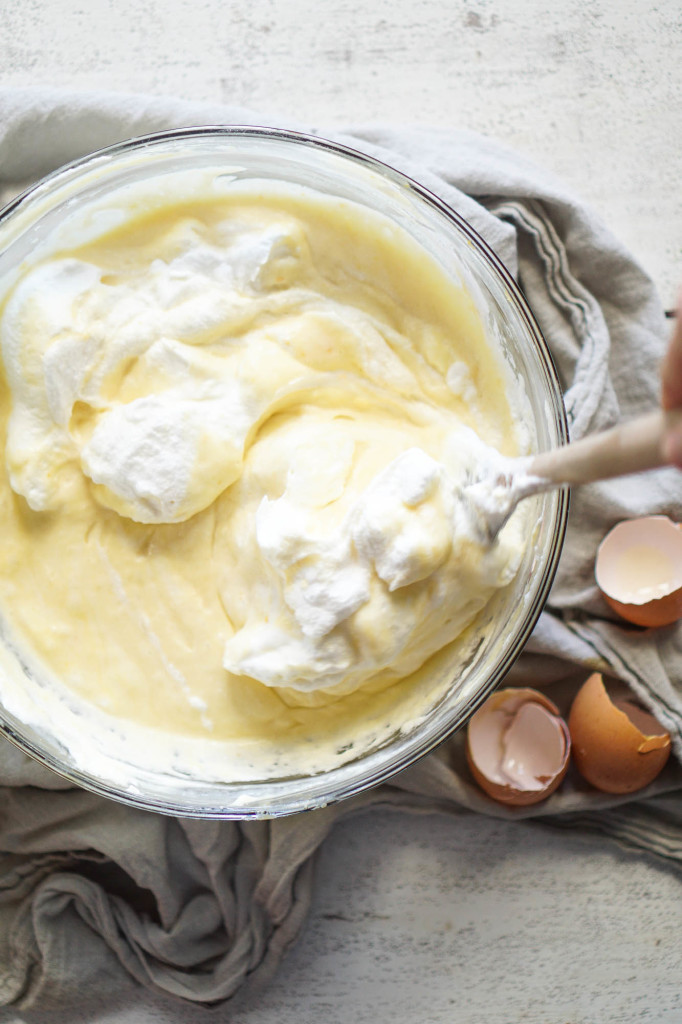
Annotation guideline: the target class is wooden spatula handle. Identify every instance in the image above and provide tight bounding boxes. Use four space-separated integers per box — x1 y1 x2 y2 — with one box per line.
529 409 682 486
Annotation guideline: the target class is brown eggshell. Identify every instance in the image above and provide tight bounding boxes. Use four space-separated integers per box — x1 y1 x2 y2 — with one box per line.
568 672 671 794
596 516 682 627
466 688 571 806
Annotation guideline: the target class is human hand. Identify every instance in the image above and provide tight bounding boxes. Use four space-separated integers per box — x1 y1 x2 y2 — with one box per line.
661 295 682 467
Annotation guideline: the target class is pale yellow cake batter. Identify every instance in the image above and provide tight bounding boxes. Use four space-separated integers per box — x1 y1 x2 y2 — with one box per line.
0 182 526 774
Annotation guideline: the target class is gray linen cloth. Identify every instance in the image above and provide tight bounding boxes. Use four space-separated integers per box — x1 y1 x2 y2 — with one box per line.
1 88 682 1015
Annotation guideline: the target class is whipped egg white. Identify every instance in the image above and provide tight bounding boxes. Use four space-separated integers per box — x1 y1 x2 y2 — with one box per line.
0 178 530 780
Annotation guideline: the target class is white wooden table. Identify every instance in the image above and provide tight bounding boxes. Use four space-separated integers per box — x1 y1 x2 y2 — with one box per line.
1 2 681 1021
2 0 680 309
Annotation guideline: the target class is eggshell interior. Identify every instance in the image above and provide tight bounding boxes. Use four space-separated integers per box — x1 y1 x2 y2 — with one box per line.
613 697 671 753
467 688 570 803
499 701 567 790
596 516 682 605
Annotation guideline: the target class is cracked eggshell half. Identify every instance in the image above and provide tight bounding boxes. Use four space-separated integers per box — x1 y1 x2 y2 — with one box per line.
568 672 671 794
466 688 571 806
596 515 682 628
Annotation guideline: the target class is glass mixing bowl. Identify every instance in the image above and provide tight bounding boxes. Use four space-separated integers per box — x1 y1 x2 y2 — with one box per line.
0 127 568 818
